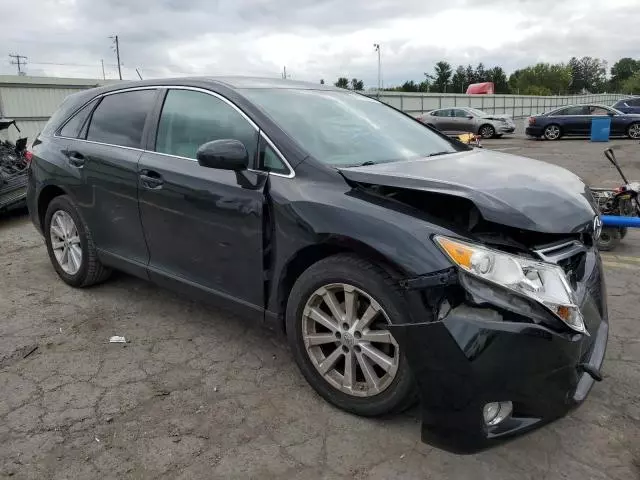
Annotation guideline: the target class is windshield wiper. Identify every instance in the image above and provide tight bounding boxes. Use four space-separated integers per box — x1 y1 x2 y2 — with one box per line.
358 161 377 166
427 151 454 157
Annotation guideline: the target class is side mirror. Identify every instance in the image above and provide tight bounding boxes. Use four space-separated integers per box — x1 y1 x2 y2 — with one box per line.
196 139 248 171
466 115 474 119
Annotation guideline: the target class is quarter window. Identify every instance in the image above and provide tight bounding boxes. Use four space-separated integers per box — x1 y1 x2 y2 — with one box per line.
86 90 156 148
59 99 98 138
155 89 258 161
258 143 289 174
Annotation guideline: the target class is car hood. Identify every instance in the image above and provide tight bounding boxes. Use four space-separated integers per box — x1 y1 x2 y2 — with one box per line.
339 149 597 234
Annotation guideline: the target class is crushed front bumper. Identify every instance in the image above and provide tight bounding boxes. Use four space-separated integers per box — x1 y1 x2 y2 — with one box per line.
391 251 608 454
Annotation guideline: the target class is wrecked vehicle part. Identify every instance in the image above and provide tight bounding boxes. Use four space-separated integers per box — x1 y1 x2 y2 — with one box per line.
391 243 607 453
0 121 29 212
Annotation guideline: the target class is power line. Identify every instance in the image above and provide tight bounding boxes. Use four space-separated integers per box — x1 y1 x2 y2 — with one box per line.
9 53 27 75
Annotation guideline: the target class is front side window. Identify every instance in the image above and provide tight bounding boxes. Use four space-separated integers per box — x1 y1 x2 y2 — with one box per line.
155 89 258 161
59 99 98 138
453 109 470 118
86 90 156 148
242 88 460 166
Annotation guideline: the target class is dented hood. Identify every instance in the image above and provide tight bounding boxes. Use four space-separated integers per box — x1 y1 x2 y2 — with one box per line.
339 149 597 233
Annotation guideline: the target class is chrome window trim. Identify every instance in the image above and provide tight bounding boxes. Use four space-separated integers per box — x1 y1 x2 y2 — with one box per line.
54 84 296 178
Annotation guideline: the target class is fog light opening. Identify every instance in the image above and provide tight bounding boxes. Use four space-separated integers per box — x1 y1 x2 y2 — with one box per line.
483 401 513 426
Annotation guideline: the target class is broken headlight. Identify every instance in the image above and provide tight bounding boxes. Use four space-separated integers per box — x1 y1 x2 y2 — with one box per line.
434 236 586 334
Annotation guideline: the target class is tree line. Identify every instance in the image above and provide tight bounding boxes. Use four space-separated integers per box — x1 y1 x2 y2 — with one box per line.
330 57 640 95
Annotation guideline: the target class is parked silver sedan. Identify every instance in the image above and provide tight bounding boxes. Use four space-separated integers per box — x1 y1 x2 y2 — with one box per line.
417 107 516 138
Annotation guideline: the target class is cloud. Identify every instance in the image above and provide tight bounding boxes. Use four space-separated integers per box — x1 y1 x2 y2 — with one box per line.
0 0 638 87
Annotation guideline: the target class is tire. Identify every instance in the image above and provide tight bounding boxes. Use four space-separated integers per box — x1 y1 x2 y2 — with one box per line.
626 122 640 139
286 254 417 417
44 195 111 287
543 124 562 141
479 124 496 139
597 227 621 251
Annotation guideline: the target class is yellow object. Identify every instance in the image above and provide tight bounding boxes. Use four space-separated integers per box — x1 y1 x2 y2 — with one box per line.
436 237 474 268
457 133 477 144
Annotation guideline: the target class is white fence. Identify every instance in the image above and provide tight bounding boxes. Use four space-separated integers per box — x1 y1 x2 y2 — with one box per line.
0 75 632 144
367 92 629 118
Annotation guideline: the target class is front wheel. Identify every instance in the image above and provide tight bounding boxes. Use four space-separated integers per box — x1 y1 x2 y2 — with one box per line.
286 254 416 417
479 124 496 139
44 195 111 287
544 124 562 140
627 122 640 139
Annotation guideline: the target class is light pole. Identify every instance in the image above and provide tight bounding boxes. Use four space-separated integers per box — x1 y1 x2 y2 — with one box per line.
373 44 381 96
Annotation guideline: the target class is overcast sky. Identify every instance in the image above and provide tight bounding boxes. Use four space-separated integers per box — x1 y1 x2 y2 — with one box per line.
1 0 638 87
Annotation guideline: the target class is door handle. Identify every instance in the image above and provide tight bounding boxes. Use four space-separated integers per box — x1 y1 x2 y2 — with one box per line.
140 170 164 189
65 150 85 167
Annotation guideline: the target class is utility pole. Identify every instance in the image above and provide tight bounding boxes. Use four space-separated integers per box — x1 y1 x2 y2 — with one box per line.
373 44 381 96
109 35 122 80
101 59 106 80
282 66 290 79
9 54 27 76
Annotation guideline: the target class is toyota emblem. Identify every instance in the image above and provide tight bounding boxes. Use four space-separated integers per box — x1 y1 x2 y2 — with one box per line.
593 215 603 240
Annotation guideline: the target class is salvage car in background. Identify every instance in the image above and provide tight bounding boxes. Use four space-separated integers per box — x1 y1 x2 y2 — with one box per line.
0 119 30 213
417 107 515 138
28 78 606 453
612 97 640 115
526 104 640 140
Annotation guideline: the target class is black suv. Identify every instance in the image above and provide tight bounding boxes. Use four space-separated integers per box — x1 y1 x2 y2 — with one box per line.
27 77 608 453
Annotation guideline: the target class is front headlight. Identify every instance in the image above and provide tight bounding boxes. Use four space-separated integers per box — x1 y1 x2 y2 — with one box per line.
434 236 586 333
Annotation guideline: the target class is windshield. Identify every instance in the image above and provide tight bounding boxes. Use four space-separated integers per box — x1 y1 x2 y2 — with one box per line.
468 108 489 117
241 88 460 166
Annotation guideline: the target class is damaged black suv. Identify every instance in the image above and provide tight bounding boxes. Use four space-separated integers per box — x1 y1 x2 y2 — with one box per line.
27 77 608 453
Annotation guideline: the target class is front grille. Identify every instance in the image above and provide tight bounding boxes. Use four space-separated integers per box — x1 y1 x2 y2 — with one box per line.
533 240 587 287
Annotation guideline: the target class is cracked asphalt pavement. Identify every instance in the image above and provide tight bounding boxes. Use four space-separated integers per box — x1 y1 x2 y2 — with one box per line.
1 136 639 479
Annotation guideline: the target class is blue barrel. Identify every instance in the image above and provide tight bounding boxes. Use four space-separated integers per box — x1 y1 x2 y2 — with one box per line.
591 117 611 142
601 215 640 228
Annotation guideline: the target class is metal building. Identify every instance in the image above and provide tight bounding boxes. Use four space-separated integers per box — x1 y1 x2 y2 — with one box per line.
0 75 111 143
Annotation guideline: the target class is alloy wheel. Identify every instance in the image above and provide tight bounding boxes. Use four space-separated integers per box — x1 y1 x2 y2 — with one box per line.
544 125 560 140
628 123 640 139
301 283 399 397
480 125 495 138
50 210 82 275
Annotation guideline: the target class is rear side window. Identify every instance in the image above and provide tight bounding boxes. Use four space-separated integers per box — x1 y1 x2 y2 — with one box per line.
432 109 450 117
59 99 98 138
552 106 588 116
155 89 258 161
86 90 156 148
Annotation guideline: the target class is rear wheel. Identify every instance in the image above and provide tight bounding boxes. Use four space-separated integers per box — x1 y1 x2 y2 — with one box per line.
627 122 640 139
544 124 562 140
597 227 621 251
479 124 496 139
286 254 416 417
44 195 111 287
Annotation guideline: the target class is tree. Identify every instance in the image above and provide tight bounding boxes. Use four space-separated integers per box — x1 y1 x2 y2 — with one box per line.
569 56 607 93
350 78 364 91
451 65 466 93
475 63 487 83
610 58 640 91
334 77 349 89
465 64 476 86
622 73 640 94
509 63 572 95
432 61 452 93
487 66 509 93
399 80 419 92
320 79 325 85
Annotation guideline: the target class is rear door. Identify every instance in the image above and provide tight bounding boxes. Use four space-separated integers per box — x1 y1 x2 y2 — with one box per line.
137 87 267 314
62 89 157 273
430 109 455 132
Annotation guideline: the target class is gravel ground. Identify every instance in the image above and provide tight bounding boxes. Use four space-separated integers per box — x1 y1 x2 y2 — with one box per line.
1 136 639 479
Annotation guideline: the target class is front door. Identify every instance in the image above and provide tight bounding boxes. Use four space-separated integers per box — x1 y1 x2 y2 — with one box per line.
138 88 266 314
451 109 475 134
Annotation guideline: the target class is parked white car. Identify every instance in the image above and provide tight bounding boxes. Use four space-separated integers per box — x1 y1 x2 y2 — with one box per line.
417 107 516 138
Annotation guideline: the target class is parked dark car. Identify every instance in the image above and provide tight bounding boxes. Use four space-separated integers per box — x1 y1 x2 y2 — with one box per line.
526 104 640 140
27 78 607 454
612 97 640 114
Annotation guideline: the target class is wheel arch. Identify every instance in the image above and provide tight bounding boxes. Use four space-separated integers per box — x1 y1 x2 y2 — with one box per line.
274 236 409 333
37 184 70 231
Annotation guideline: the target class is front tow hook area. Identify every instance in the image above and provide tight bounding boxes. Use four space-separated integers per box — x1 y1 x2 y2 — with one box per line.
578 363 603 382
